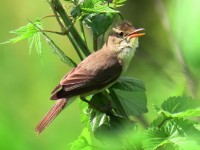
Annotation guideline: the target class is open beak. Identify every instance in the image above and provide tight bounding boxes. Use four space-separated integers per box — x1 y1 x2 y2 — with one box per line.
128 28 145 38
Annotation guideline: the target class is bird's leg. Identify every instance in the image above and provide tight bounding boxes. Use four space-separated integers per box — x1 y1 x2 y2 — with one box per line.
80 97 114 116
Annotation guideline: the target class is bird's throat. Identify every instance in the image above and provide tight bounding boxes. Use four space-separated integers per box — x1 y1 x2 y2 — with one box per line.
117 38 138 73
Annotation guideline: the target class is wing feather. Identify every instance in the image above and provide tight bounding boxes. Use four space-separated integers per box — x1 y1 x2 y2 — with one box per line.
51 49 123 99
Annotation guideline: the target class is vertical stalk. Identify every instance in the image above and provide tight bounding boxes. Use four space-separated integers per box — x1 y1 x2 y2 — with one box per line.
100 33 105 48
51 0 91 60
79 21 88 47
93 33 98 51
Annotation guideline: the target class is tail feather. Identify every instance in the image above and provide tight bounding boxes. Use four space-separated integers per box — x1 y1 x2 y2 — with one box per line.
35 99 67 134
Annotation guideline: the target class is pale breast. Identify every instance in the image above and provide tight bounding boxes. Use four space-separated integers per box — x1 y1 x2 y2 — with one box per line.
118 47 135 73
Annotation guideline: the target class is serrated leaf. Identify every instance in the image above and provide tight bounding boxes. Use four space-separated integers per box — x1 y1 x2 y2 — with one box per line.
83 13 114 36
109 0 127 8
144 118 200 150
169 118 200 139
155 96 200 118
81 0 119 13
144 127 170 150
109 77 147 117
88 93 134 140
1 19 43 55
70 128 92 150
111 89 147 116
111 77 146 91
79 99 90 127
33 24 77 67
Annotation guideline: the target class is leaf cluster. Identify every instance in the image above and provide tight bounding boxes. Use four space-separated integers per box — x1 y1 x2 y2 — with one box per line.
72 96 200 150
69 0 125 36
144 97 200 150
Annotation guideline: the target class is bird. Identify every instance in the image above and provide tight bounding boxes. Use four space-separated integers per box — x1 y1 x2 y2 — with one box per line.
35 21 145 133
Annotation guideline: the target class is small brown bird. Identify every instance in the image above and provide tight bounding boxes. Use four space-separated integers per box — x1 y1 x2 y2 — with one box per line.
35 21 145 133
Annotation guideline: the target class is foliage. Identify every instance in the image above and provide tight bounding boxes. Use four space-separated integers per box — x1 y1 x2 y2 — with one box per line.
144 97 200 150
1 19 43 55
2 0 200 150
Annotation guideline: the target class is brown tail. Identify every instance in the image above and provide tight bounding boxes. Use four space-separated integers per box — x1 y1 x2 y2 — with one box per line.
35 99 67 134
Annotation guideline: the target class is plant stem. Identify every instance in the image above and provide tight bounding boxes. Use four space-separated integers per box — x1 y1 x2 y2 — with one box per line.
29 20 77 67
51 0 91 60
42 30 66 35
157 116 172 128
93 33 98 51
41 14 57 20
79 21 88 47
49 0 83 60
100 33 105 48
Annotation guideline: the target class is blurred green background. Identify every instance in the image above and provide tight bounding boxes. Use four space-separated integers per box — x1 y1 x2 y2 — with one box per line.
0 0 200 149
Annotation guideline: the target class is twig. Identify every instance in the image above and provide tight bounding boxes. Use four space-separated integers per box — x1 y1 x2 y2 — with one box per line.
41 14 57 20
47 0 66 33
42 30 66 35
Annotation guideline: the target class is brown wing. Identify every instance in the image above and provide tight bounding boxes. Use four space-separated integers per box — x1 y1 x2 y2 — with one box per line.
50 49 123 100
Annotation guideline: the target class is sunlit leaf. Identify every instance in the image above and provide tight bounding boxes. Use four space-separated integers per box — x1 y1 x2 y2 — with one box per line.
144 118 200 150
81 0 119 13
32 24 77 67
1 19 43 55
70 128 92 150
109 0 127 8
155 96 200 118
79 98 91 127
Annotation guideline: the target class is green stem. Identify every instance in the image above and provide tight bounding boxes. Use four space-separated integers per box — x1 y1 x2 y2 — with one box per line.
157 114 172 128
79 21 87 47
100 33 105 48
51 0 91 60
93 33 98 51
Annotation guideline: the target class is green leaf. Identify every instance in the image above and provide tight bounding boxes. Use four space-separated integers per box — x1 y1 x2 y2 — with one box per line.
33 24 77 67
144 127 170 150
111 77 146 91
155 96 200 118
88 93 134 139
110 77 147 116
71 6 81 19
83 13 114 36
70 128 92 150
111 89 148 116
109 0 127 8
1 19 43 55
107 77 147 117
79 98 90 127
81 0 119 13
144 118 200 150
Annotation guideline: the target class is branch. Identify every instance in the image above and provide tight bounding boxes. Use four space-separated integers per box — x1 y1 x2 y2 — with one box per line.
50 0 91 60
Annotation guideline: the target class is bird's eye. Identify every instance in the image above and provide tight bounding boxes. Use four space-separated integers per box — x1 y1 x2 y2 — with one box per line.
118 32 124 37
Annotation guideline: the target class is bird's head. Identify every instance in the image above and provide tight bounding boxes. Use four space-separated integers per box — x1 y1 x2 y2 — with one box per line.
107 21 145 50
